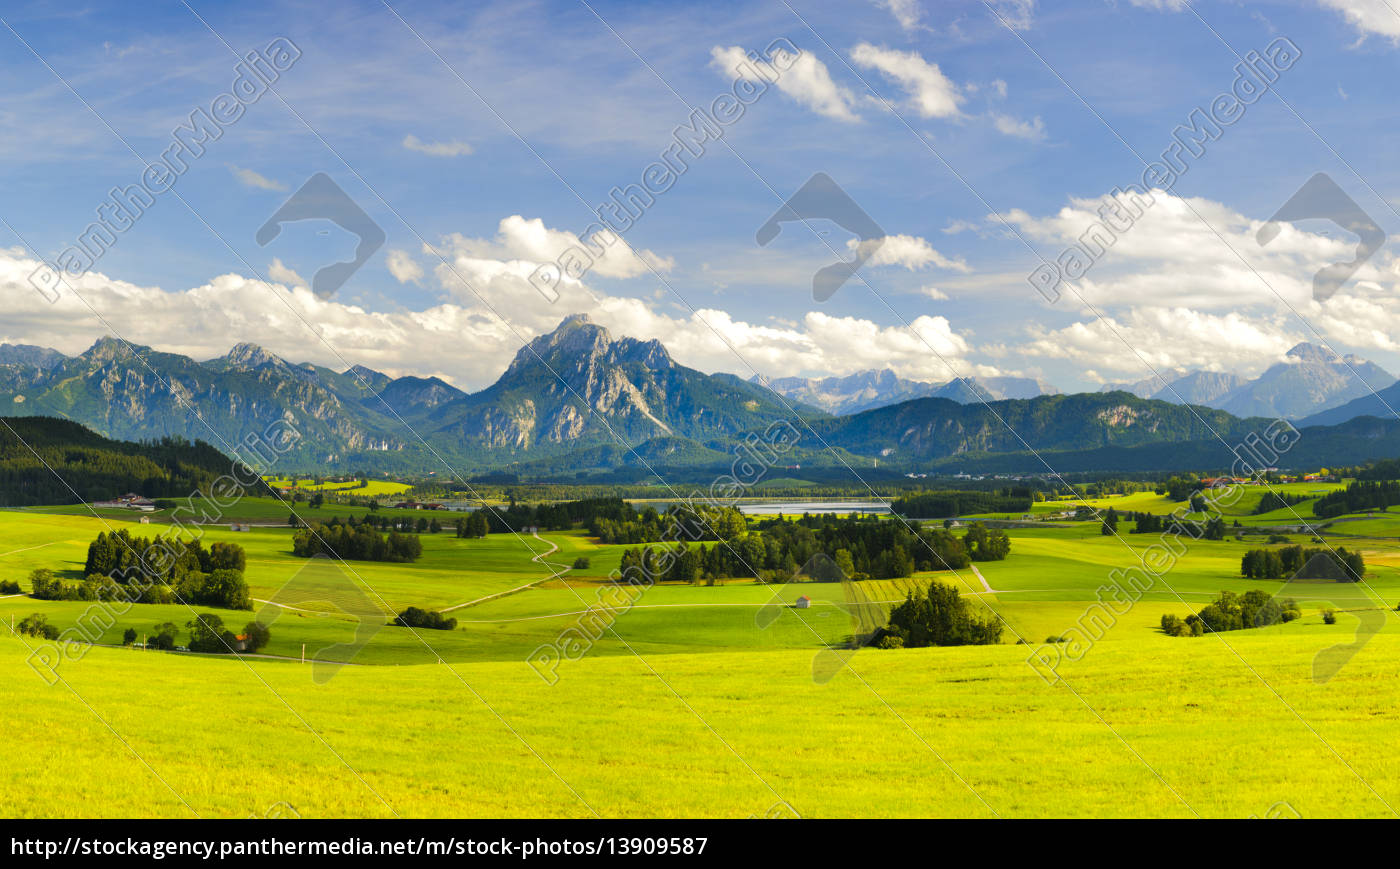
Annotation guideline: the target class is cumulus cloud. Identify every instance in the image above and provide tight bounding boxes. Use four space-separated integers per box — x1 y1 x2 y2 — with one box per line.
876 0 924 33
227 164 286 191
439 215 673 282
992 188 1378 311
0 226 989 392
385 249 424 284
1021 307 1301 377
402 135 474 157
849 234 972 272
711 45 861 122
850 43 962 119
992 113 1046 141
267 258 307 288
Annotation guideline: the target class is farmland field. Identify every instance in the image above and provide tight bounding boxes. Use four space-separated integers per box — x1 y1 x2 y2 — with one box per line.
4 497 1400 818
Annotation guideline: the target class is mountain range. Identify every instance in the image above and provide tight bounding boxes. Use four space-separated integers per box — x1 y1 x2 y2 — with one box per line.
1096 342 1395 420
4 315 1400 479
753 369 1059 415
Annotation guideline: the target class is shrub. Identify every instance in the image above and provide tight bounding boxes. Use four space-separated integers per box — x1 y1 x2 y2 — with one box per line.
392 607 457 631
16 613 59 641
241 621 272 653
1322 608 1338 625
572 557 591 569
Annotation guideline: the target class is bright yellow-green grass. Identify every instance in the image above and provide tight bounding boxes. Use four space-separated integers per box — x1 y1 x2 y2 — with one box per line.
6 500 1400 817
4 623 1400 818
265 477 414 496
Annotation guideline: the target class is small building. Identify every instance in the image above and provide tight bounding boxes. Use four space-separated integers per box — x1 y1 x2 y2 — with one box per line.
230 523 251 532
794 595 811 609
139 516 151 525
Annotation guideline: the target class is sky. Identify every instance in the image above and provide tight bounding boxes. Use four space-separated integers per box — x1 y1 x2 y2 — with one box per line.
2 0 1400 394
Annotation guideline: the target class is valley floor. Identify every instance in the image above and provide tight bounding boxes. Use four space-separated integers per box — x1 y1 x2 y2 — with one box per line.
4 490 1400 818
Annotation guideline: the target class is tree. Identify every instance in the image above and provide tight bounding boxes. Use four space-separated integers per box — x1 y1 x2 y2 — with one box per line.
186 613 234 653
963 522 1011 562
122 627 138 645
1101 508 1119 536
241 621 271 653
17 613 59 640
881 581 1002 647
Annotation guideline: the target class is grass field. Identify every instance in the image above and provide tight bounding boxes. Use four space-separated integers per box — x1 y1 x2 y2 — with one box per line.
4 494 1400 818
265 478 414 496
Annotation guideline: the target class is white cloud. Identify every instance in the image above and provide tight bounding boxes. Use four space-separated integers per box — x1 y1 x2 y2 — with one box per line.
988 0 1036 30
402 135 474 157
385 249 424 284
993 188 1376 311
1022 307 1301 377
267 258 307 288
440 215 673 282
920 286 950 300
711 45 861 123
1315 0 1400 39
850 43 962 119
876 0 924 33
992 113 1046 141
849 234 972 272
227 164 286 191
0 234 990 391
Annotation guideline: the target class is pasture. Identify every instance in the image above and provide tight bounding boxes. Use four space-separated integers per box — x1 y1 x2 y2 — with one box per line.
4 492 1400 818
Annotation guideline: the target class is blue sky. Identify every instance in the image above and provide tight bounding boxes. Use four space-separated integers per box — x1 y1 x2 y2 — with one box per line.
2 0 1399 393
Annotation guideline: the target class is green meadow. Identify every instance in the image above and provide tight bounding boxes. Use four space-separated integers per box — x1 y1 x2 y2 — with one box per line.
4 491 1400 818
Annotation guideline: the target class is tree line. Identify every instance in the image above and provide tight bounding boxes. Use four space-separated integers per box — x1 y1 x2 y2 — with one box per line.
291 521 423 563
1312 480 1400 518
0 416 266 507
1161 590 1301 637
889 489 1034 518
1240 545 1364 581
615 516 1009 584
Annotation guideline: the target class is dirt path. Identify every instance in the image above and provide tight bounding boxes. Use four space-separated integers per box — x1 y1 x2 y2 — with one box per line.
968 564 998 594
440 531 571 613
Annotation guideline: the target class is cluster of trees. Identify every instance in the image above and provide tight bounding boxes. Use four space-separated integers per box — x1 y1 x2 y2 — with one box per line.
876 581 1003 648
487 497 636 534
1356 460 1400 481
290 512 443 534
590 503 746 545
73 531 251 609
1161 590 1301 637
889 489 1034 519
0 579 20 594
614 516 1008 584
1254 491 1310 514
185 613 270 654
1240 546 1364 581
16 613 59 640
1312 480 1400 518
391 607 457 630
454 512 490 538
29 565 251 610
291 522 422 563
1162 475 1203 502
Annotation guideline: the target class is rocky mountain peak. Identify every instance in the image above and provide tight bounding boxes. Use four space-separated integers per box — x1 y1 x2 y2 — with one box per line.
223 342 282 369
1285 342 1341 364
